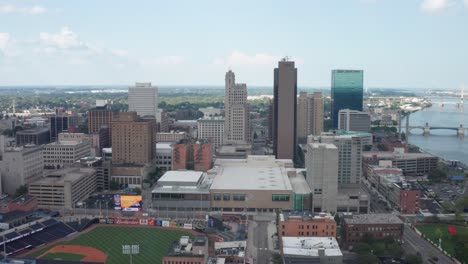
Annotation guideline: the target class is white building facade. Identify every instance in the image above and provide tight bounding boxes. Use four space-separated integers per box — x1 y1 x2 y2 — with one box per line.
128 82 159 118
306 143 338 213
197 118 225 148
224 70 249 144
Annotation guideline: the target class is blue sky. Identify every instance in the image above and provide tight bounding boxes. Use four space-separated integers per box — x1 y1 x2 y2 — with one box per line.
0 0 467 88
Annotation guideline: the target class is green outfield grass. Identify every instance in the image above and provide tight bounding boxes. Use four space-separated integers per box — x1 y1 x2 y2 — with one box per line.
416 224 468 256
41 252 85 261
29 226 193 264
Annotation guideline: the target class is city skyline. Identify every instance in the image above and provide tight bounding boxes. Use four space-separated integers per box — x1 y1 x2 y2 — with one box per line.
0 0 467 88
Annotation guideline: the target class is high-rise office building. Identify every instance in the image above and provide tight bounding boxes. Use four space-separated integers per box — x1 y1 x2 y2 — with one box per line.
306 143 338 213
273 59 297 160
88 101 116 148
297 92 324 141
48 114 79 142
128 82 159 118
297 92 309 141
319 133 368 188
197 117 225 148
331 70 364 128
224 70 249 144
338 109 371 132
111 112 156 164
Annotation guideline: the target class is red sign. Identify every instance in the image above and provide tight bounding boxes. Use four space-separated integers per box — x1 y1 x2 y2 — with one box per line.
115 218 139 225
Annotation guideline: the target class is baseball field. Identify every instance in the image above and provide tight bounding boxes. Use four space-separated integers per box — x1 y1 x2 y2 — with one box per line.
29 225 194 264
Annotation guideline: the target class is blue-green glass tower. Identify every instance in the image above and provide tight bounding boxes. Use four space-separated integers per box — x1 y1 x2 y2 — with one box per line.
331 70 364 128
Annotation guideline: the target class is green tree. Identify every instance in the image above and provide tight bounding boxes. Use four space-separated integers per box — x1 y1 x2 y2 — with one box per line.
14 185 28 198
110 181 120 190
405 254 423 264
132 187 142 195
455 196 468 213
428 168 447 182
271 253 283 264
357 253 379 264
435 228 443 239
334 214 340 225
452 232 468 263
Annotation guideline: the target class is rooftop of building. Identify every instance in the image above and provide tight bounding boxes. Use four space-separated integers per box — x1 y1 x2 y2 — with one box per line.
16 127 49 134
210 156 293 191
197 117 225 122
166 235 207 257
45 140 88 146
176 138 210 145
30 167 95 186
10 195 35 205
158 171 204 184
282 237 342 257
307 143 338 149
343 214 403 225
75 156 102 166
3 144 42 152
288 170 312 194
280 212 335 222
362 151 437 159
157 131 187 135
152 171 214 194
392 181 421 191
156 142 173 150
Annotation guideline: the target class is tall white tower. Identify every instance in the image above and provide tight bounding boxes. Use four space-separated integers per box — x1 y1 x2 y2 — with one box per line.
128 82 158 118
224 70 249 144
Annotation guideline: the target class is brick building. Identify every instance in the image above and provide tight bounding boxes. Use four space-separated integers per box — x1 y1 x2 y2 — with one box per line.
172 139 212 172
342 214 404 248
278 212 337 240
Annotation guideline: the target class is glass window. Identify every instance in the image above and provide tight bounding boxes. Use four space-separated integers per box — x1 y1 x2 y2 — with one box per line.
223 194 230 201
272 194 290 201
233 194 246 201
213 193 221 201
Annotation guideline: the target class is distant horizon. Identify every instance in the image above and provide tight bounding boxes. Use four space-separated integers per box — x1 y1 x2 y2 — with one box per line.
0 85 458 91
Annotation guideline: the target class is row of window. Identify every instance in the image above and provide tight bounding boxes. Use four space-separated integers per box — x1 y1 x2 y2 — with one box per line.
213 193 246 201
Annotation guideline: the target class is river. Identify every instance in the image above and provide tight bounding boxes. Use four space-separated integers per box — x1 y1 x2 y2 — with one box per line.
405 97 468 165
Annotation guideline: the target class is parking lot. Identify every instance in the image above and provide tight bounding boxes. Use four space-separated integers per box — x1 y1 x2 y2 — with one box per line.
80 194 115 209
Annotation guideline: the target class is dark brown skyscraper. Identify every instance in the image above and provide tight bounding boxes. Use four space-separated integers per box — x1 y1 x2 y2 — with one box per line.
111 112 156 164
273 59 297 160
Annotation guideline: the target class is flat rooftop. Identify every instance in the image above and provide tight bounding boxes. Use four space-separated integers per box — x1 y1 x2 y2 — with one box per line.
16 127 49 134
344 214 403 225
156 142 173 149
363 151 436 159
31 168 95 185
282 237 342 257
158 171 204 185
289 170 311 194
210 156 293 191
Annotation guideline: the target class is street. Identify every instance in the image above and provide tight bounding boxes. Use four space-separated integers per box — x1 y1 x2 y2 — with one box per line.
402 224 455 264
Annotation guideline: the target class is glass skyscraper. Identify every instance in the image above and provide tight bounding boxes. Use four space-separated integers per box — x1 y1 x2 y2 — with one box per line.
331 70 364 128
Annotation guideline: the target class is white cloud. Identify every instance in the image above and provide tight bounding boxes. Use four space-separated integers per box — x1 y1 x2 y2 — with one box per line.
0 33 11 53
39 27 86 49
421 0 449 12
111 48 129 58
464 0 468 7
0 5 47 15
